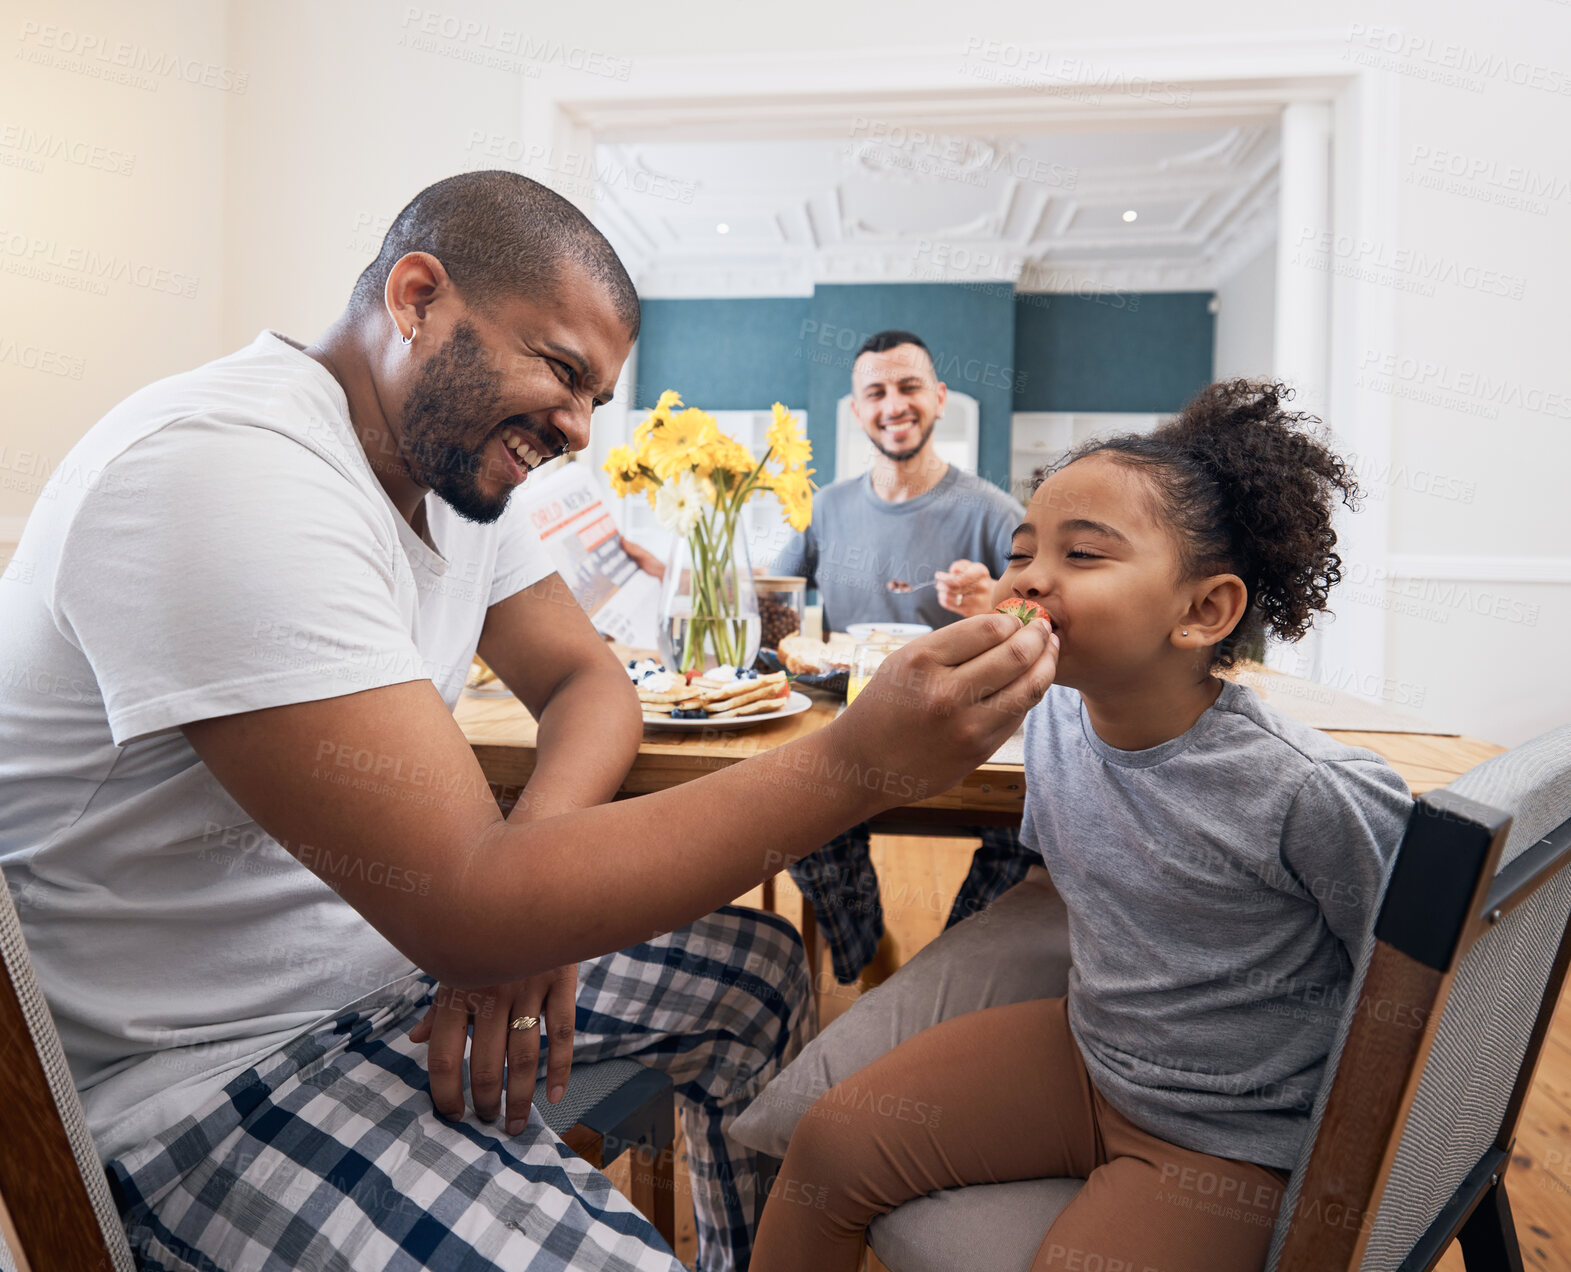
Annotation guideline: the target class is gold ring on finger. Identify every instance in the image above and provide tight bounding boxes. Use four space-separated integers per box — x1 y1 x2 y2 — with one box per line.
510 1015 540 1032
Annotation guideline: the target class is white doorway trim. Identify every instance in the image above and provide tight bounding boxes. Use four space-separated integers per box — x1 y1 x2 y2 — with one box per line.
520 32 1398 687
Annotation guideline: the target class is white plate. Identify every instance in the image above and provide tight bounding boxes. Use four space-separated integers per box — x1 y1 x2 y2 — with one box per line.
642 690 814 732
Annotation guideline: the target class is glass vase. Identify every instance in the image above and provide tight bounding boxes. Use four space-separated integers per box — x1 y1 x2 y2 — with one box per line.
657 524 761 675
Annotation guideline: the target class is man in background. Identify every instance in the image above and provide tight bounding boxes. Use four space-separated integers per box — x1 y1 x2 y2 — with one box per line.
771 330 1038 985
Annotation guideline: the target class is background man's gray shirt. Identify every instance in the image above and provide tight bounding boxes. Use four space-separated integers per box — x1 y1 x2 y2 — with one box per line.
1022 679 1413 1170
771 466 1023 633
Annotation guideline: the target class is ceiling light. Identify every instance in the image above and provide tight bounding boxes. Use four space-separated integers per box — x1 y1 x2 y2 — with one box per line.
715 222 730 234
1122 209 1138 223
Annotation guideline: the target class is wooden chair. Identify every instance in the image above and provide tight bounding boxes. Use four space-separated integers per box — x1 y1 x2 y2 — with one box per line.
0 868 134 1272
865 724 1571 1271
0 867 677 1269
1269 724 1571 1270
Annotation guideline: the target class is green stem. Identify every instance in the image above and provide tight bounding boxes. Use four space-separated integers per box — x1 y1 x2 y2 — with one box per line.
685 509 729 671
681 453 778 672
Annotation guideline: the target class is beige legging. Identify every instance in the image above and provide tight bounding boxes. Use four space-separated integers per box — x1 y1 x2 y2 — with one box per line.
751 997 1288 1272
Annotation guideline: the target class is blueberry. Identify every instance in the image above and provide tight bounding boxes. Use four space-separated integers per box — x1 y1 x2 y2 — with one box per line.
741 668 759 679
671 707 709 720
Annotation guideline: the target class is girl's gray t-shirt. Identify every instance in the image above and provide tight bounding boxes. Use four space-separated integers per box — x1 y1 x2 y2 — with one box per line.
1022 679 1413 1170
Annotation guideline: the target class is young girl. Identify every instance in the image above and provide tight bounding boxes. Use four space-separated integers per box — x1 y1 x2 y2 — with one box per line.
750 381 1414 1272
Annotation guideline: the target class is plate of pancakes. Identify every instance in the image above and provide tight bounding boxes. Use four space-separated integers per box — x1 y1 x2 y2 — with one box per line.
629 660 814 731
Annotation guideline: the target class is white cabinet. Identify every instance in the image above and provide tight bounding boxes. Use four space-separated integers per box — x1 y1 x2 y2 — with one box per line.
1009 412 1162 503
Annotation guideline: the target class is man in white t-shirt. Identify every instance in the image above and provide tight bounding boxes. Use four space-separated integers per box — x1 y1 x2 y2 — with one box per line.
0 172 1059 1272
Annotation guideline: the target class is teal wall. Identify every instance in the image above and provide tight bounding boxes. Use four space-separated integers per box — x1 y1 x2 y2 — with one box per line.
635 297 810 410
805 283 1017 489
632 287 1215 485
1013 291 1215 413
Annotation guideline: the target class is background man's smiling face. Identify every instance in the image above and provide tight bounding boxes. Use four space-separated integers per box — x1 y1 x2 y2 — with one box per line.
391 259 632 524
851 343 948 463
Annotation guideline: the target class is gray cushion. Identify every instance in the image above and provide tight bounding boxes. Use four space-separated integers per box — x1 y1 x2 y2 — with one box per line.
530 1057 653 1136
732 867 1072 1158
868 1178 1085 1272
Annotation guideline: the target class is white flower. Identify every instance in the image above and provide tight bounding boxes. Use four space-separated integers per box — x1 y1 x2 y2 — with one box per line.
654 469 710 536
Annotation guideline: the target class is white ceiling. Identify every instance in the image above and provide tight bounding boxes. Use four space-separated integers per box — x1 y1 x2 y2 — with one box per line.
593 120 1279 298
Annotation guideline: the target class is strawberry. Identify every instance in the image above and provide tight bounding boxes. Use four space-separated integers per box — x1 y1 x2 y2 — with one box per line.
995 597 1049 627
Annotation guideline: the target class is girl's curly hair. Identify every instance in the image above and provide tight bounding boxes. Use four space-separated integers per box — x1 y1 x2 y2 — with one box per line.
1041 380 1361 669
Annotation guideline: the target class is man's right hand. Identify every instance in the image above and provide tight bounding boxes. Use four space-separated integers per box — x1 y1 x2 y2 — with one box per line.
180 618 1055 990
832 612 1058 800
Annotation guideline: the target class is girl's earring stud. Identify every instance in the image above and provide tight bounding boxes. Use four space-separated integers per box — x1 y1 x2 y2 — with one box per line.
1182 629 1189 636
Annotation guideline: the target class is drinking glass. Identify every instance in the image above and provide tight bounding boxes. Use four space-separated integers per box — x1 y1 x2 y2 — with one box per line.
846 640 898 704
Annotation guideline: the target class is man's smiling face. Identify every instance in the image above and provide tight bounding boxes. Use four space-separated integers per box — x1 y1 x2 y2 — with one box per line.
391 258 632 523
851 343 948 463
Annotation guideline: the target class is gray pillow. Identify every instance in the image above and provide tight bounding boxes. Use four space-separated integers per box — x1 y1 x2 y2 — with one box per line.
732 867 1072 1157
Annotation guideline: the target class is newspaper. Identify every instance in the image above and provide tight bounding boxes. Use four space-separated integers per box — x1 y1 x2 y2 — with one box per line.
514 461 661 648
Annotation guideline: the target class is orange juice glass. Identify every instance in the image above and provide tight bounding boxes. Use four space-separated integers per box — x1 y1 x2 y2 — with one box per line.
847 641 897 705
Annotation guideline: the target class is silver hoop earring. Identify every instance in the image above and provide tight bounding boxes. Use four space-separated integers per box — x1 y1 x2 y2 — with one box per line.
401 326 416 347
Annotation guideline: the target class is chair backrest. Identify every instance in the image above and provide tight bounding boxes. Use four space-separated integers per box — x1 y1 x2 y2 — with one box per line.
0 867 135 1271
1267 725 1571 1271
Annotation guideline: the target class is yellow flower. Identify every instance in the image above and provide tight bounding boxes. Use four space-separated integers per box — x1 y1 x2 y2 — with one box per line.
645 407 721 481
603 444 652 498
633 390 686 447
606 391 812 534
706 435 758 483
766 403 812 469
772 465 816 532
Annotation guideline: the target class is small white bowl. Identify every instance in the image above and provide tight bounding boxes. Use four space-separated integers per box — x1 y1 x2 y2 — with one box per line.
845 622 933 643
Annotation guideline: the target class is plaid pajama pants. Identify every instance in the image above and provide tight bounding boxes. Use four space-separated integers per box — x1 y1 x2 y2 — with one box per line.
108 906 815 1272
786 822 1036 984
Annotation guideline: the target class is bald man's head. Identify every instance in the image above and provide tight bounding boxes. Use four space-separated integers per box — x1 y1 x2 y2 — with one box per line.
350 170 640 337
339 173 637 527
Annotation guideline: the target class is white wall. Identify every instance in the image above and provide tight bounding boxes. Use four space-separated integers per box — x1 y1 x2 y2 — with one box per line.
3 0 1566 746
1212 239 1277 382
1352 14 1571 746
219 4 528 352
0 0 230 565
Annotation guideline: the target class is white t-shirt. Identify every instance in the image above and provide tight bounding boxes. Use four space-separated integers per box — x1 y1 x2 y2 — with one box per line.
0 331 554 1162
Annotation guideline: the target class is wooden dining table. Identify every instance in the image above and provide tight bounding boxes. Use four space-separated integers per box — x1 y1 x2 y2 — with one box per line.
456 678 1505 978
455 684 1505 825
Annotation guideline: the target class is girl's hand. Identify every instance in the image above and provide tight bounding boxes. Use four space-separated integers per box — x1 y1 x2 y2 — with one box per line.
935 559 997 618
834 612 1058 798
411 962 577 1136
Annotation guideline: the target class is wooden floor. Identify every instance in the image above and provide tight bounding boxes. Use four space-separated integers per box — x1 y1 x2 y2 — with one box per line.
600 833 1571 1272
